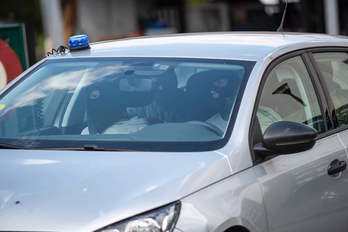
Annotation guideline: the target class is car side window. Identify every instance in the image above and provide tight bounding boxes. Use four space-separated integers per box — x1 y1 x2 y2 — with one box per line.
313 52 348 127
257 56 324 134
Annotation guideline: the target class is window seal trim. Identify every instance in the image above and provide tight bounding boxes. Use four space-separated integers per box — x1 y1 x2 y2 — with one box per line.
302 52 330 134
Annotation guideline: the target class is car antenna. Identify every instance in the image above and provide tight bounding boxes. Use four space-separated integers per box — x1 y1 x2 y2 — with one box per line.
277 0 288 32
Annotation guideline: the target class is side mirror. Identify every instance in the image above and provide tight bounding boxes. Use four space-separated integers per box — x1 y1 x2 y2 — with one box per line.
254 121 317 157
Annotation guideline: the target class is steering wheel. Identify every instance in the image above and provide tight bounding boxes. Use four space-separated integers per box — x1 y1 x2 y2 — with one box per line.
188 121 223 136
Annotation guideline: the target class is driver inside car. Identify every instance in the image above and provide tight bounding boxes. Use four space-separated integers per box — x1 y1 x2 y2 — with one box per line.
81 70 175 135
82 74 151 135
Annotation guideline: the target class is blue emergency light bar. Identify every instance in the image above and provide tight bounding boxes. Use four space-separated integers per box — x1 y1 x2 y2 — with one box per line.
68 34 90 50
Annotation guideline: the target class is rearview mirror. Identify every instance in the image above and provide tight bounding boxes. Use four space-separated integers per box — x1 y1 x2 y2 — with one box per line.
254 121 317 157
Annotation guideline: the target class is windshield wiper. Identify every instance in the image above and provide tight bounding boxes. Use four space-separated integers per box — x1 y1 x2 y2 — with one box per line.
0 141 134 151
83 145 134 151
0 142 24 149
46 145 134 152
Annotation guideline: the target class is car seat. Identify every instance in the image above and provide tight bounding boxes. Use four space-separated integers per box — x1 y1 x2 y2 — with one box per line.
152 69 179 122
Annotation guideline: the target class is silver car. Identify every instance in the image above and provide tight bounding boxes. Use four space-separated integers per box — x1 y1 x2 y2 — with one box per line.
1 32 348 232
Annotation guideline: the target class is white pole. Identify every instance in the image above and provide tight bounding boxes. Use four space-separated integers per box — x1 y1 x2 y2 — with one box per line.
40 0 64 51
324 0 339 35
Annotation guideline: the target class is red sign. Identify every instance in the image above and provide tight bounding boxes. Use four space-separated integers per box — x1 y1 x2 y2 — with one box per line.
0 39 23 89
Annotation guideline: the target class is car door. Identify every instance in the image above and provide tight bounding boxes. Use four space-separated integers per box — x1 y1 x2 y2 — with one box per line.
252 54 348 232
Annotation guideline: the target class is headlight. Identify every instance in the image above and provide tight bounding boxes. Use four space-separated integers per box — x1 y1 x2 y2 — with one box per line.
97 202 181 232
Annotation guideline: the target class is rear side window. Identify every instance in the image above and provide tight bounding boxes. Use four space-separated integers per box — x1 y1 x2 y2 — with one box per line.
257 56 324 134
313 52 348 127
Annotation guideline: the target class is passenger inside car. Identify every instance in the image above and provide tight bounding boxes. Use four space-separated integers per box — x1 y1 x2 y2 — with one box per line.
175 70 237 132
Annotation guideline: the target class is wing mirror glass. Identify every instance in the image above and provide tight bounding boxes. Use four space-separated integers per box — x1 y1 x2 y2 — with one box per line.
254 121 318 157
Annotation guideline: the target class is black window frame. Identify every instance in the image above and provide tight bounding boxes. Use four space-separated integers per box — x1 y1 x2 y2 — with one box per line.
308 48 348 136
249 48 332 165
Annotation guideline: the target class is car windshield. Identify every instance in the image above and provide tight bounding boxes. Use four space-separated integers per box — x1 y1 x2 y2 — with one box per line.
0 58 254 151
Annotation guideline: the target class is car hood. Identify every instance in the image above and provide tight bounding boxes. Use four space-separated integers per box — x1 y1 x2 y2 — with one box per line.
0 149 231 231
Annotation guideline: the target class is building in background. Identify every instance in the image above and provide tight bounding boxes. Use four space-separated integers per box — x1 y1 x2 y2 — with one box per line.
39 0 338 51
0 0 346 63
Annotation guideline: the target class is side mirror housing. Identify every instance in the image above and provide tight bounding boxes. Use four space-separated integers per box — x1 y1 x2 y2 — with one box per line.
254 121 318 157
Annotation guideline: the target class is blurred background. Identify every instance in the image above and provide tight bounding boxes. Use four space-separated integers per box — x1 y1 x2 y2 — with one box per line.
0 0 346 83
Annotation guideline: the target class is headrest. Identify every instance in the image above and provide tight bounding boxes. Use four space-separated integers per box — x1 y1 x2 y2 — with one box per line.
157 69 178 91
186 70 232 91
185 70 238 101
118 73 155 107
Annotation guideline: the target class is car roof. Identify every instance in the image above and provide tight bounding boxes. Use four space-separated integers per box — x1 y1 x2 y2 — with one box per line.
56 32 348 61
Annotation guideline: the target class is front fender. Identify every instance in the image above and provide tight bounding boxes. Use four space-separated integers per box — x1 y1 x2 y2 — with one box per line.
176 168 268 232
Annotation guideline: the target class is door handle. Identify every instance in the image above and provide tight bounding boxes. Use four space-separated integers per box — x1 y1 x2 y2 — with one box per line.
328 159 347 176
